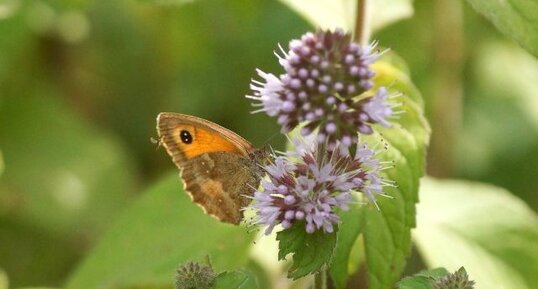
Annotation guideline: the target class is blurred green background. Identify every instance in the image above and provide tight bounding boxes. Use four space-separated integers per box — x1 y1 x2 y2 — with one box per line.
0 0 537 288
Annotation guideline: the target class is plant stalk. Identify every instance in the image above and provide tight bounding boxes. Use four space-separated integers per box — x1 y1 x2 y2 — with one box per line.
354 0 370 44
314 268 327 289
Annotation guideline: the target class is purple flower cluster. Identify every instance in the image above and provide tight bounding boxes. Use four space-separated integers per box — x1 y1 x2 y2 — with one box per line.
248 29 393 147
246 30 396 235
250 138 387 235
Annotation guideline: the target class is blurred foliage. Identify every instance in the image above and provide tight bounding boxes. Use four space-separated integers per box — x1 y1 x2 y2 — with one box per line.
214 271 257 289
375 1 538 210
65 174 255 289
0 0 308 287
1 0 537 288
414 178 538 289
0 269 7 289
465 0 538 57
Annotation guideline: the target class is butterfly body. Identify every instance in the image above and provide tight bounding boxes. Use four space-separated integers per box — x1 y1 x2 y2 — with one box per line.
157 112 266 224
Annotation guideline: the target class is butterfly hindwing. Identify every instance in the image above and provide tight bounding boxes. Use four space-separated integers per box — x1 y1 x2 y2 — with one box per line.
181 152 262 224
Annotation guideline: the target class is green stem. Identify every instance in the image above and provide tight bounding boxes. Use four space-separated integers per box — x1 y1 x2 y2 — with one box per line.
354 0 370 44
314 268 327 289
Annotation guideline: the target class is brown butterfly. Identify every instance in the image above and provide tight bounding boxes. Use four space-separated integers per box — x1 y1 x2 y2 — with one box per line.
156 112 268 224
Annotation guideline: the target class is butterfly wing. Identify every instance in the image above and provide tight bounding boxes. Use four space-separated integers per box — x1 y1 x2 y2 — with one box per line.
157 112 254 166
156 112 260 224
181 151 262 223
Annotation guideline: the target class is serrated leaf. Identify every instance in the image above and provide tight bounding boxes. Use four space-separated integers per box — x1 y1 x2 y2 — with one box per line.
329 205 363 289
324 53 429 289
465 0 538 57
276 222 337 279
214 271 257 289
277 0 413 32
415 268 450 279
355 54 430 289
397 276 434 289
291 54 426 286
65 173 255 289
414 178 538 289
396 268 449 289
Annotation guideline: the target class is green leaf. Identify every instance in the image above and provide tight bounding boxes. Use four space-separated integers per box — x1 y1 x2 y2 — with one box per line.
329 204 363 289
465 0 538 57
356 54 430 289
414 178 538 289
276 222 337 279
414 268 450 279
326 53 429 289
214 271 257 289
397 276 434 289
277 0 413 32
65 173 255 289
271 54 425 289
397 268 449 289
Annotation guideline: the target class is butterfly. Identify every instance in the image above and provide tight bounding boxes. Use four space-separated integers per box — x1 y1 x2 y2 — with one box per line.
156 112 268 224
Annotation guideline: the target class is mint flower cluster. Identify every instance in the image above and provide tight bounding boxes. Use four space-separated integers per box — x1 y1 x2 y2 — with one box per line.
250 139 386 234
247 29 394 234
249 29 393 147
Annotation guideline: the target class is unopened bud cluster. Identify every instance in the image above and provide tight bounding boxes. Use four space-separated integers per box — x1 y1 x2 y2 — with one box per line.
433 267 475 289
175 261 215 289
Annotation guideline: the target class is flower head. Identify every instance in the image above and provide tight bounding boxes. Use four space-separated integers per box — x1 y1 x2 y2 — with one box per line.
433 267 475 289
250 136 389 234
175 261 215 289
248 29 393 147
359 86 394 128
